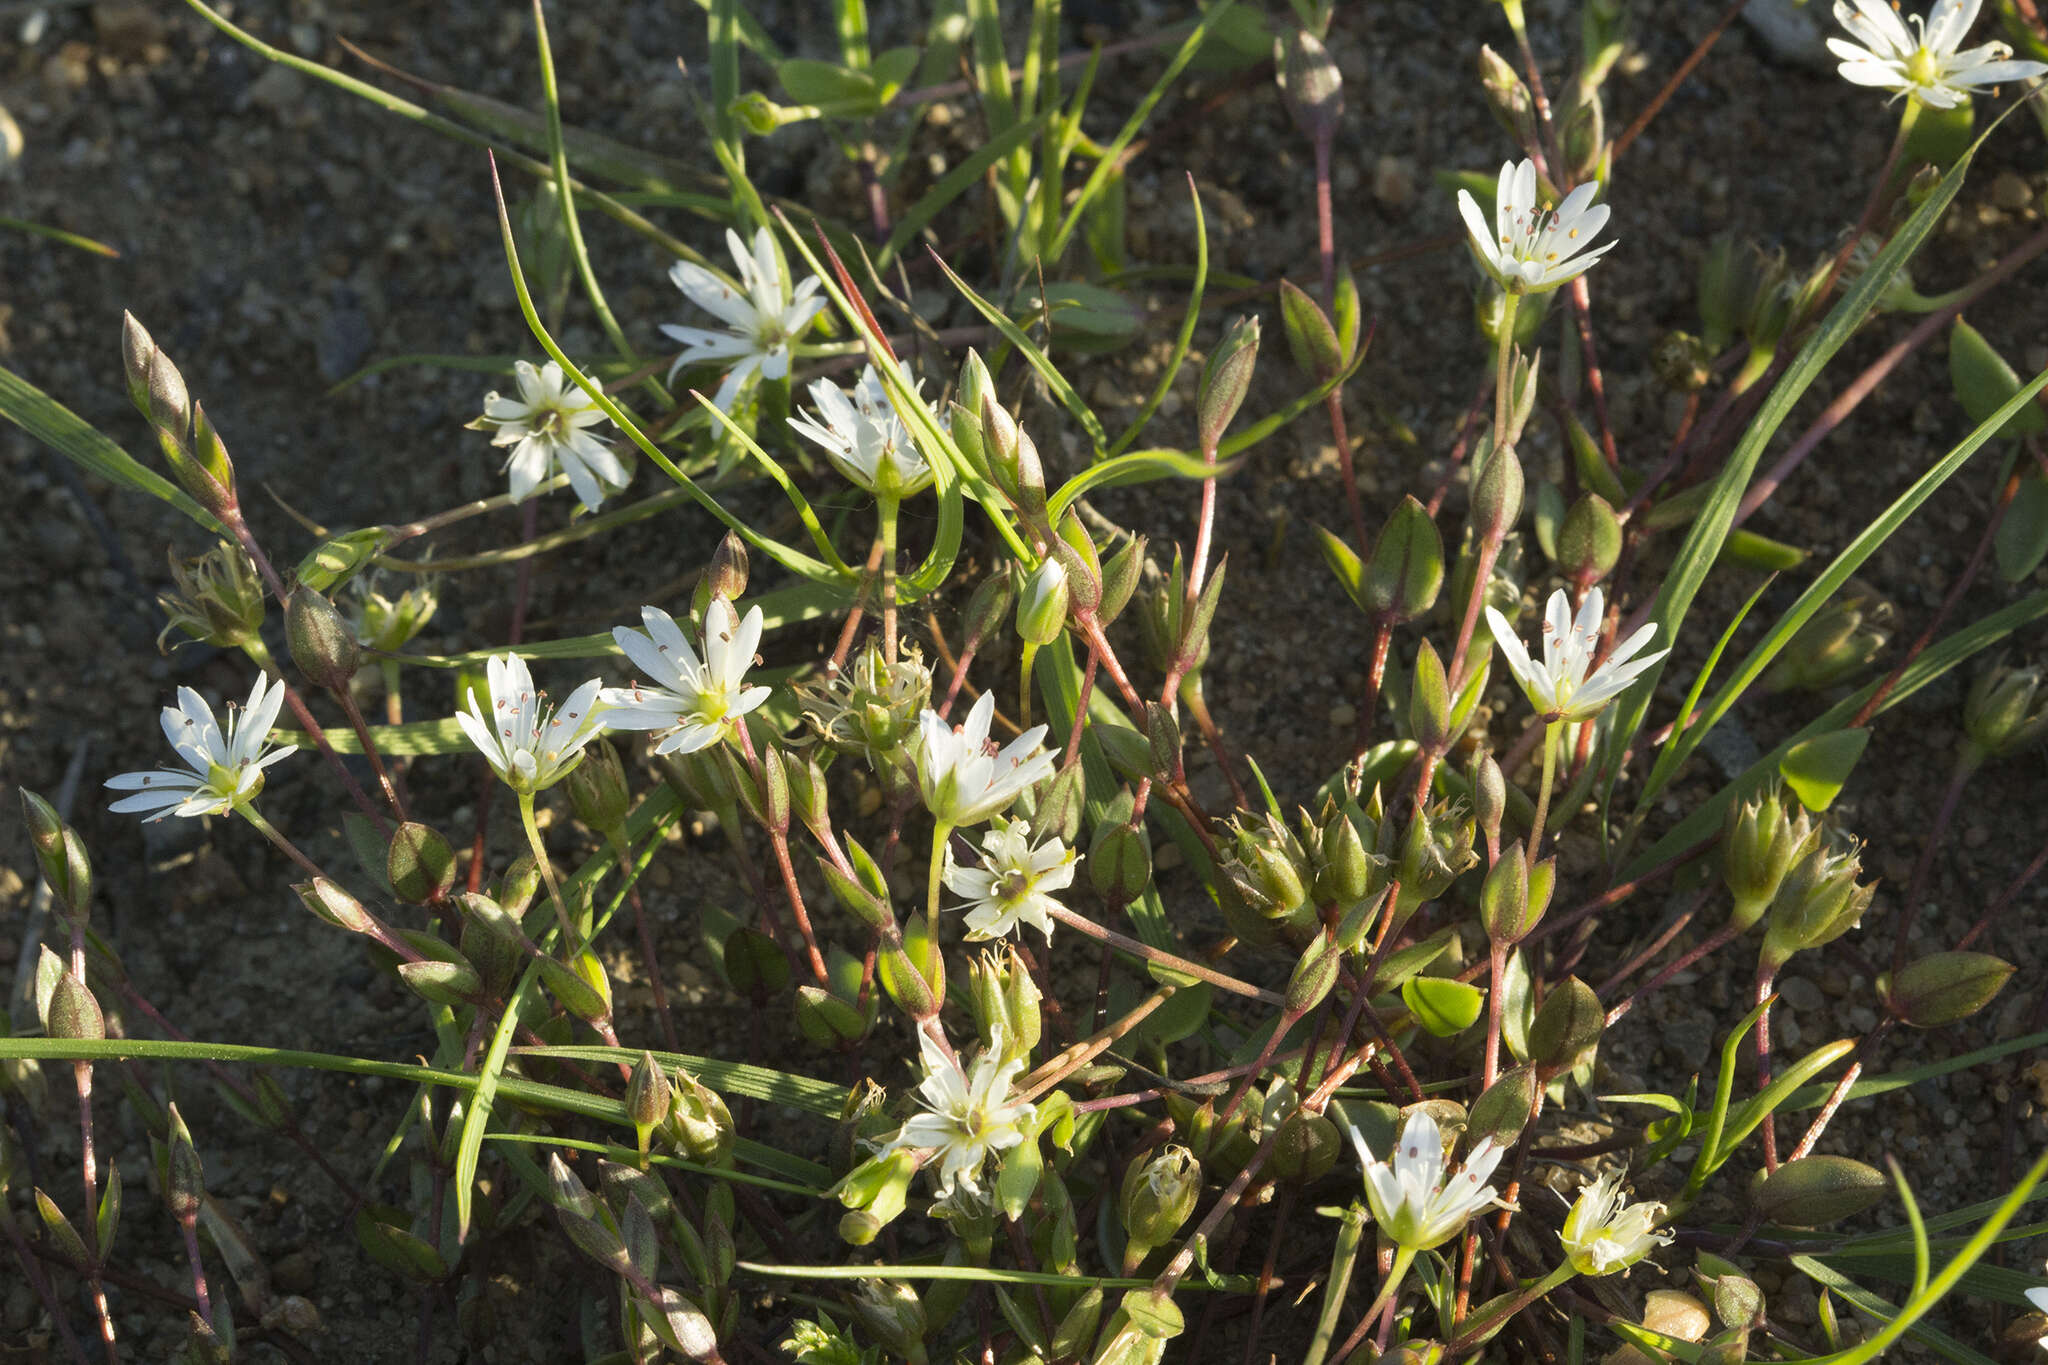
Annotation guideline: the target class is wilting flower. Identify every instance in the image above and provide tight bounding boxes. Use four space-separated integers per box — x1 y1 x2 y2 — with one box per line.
106 675 297 821
1828 0 2046 109
1349 1108 1504 1251
943 818 1077 943
1561 1172 1671 1275
1458 158 1616 295
455 652 606 793
351 572 439 653
1485 586 1667 722
468 360 627 511
789 365 934 500
598 600 770 757
662 226 826 411
882 1026 1034 1196
915 690 1059 828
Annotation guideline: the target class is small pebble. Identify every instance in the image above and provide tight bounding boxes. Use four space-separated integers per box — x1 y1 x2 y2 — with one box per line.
1328 702 1356 730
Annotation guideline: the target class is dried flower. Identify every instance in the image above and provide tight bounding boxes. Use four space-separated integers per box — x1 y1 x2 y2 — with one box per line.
1829 0 2046 109
1485 587 1666 721
1458 158 1616 295
106 676 297 821
454 652 605 793
467 360 626 511
598 600 769 756
662 226 825 411
942 817 1077 943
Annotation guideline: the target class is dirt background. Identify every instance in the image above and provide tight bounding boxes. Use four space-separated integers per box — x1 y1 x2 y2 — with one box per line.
3 0 2048 1359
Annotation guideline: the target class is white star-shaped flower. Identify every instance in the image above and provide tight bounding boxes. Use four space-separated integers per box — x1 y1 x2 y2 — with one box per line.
661 226 826 411
942 817 1077 943
1349 1108 1505 1252
1484 586 1667 722
597 599 770 756
789 365 934 500
915 691 1059 829
2027 1282 2048 1337
1829 0 2046 109
1560 1171 1671 1276
881 1026 1034 1197
1458 158 1617 295
454 652 606 794
106 675 298 821
468 360 627 511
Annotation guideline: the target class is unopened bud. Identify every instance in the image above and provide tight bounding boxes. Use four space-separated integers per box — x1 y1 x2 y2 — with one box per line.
967 946 1043 1061
962 569 1014 647
1557 494 1622 586
1367 496 1445 623
1723 789 1813 931
1762 841 1872 967
1471 442 1525 544
626 1051 672 1147
1278 278 1343 383
1558 92 1607 185
295 526 392 594
1468 1065 1538 1146
1528 977 1601 1077
1962 664 2048 763
1197 316 1261 453
1268 1109 1341 1183
850 1281 927 1362
1481 840 1534 944
146 346 191 444
1016 559 1070 647
878 925 941 1022
286 586 362 692
295 877 378 935
1750 1155 1887 1227
386 822 457 905
1885 950 2014 1027
1697 236 1748 354
1477 44 1536 146
1050 514 1105 617
175 403 237 518
22 791 92 927
160 543 265 652
1313 809 1374 905
1395 802 1478 913
979 393 1046 518
120 312 157 416
164 1103 204 1224
1471 753 1506 848
1275 29 1343 143
1088 820 1154 906
1408 639 1452 751
665 1068 735 1164
47 973 104 1041
1285 936 1341 1014
706 531 750 603
455 892 524 997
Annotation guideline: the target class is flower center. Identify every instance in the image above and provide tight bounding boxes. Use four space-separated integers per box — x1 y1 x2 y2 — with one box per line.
994 869 1032 903
1905 45 1940 86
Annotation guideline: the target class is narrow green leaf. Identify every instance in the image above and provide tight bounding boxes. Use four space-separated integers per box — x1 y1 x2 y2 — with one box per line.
927 248 1110 454
0 364 218 532
1779 728 1872 812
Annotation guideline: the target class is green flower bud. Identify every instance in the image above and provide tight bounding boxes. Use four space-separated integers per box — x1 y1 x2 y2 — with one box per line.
979 393 1046 518
1528 977 1602 1078
967 946 1042 1062
1285 935 1342 1015
1120 1145 1201 1266
952 351 994 477
1761 597 1891 694
1749 1154 1887 1227
295 526 393 595
1367 495 1445 623
1762 839 1872 968
1477 44 1536 148
47 973 104 1041
1408 639 1452 752
1468 1065 1538 1147
351 573 438 653
705 531 751 606
1471 752 1506 849
295 877 378 935
1278 279 1343 384
455 892 524 997
387 821 457 905
1962 664 2048 763
1557 493 1622 587
626 1051 672 1150
1229 815 1311 921
564 737 633 838
163 1102 205 1225
1723 787 1815 931
1016 558 1070 646
1099 533 1147 627
1312 807 1375 906
665 1068 735 1165
851 1281 927 1365
21 790 92 928
1275 29 1343 143
1481 840 1535 945
837 1149 916 1239
158 542 265 652
961 569 1015 649
1088 820 1154 907
1395 800 1478 917
1471 442 1525 545
1267 1109 1341 1183
1884 950 2014 1028
1050 514 1105 618
285 586 362 693
1558 89 1607 186
1197 315 1261 453
172 402 238 520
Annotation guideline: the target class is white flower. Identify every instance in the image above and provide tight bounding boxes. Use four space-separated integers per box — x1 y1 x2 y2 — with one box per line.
882 1026 1034 1197
789 365 934 500
2028 1284 2048 1334
1349 1108 1505 1252
106 676 298 821
1484 586 1667 722
454 652 606 794
942 817 1077 943
1560 1172 1671 1276
915 690 1059 828
1458 159 1616 295
598 599 770 756
661 226 826 411
1828 0 2046 109
469 360 627 511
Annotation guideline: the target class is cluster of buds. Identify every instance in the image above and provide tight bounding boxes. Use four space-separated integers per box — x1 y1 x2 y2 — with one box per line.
121 313 238 521
1722 786 1818 932
1759 836 1876 972
1960 662 2048 767
1760 596 1892 694
157 542 265 652
800 639 934 781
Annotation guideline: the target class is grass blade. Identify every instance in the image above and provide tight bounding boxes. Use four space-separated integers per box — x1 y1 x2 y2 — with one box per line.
0 364 219 533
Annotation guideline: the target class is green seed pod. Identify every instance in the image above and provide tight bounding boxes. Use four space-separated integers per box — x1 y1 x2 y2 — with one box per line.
1285 935 1342 1015
1088 820 1154 906
1480 840 1534 945
1394 801 1478 914
1267 1110 1341 1183
163 1102 205 1224
1471 442 1525 544
1409 640 1452 752
47 973 105 1041
665 1068 735 1165
286 586 362 692
1120 1145 1201 1259
1278 279 1343 383
1557 494 1622 586
626 1051 672 1141
1885 951 2014 1028
978 392 1046 519
1962 664 2048 763
387 821 458 905
1761 841 1872 968
1468 1065 1538 1147
1723 788 1814 932
455 892 524 997
1275 29 1343 143
1476 44 1536 148
1750 1155 1887 1227
21 790 92 927
1016 558 1070 646
1528 977 1601 1078
296 877 378 935
159 542 266 652
1313 807 1374 906
961 569 1015 648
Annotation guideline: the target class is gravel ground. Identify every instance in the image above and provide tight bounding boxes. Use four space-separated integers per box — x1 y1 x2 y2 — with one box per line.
3 0 2048 1358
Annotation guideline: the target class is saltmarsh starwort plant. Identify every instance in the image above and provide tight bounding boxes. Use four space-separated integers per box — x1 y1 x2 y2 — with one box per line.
10 0 2048 1360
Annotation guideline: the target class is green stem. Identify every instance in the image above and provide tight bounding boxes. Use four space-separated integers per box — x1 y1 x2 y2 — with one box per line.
1018 641 1039 729
517 792 577 947
1493 294 1521 445
1530 720 1560 849
1301 1205 1367 1365
927 820 954 928
878 495 901 664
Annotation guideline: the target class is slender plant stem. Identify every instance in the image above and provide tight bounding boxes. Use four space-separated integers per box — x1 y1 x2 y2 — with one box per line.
1046 905 1283 1006
877 496 900 664
1329 1245 1418 1365
1529 720 1560 851
516 792 577 947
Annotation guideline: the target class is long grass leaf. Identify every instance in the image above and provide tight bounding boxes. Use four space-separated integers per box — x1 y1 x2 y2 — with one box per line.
0 364 219 532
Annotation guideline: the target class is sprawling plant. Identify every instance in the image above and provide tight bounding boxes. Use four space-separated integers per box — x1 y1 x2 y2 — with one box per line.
9 0 2048 1361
